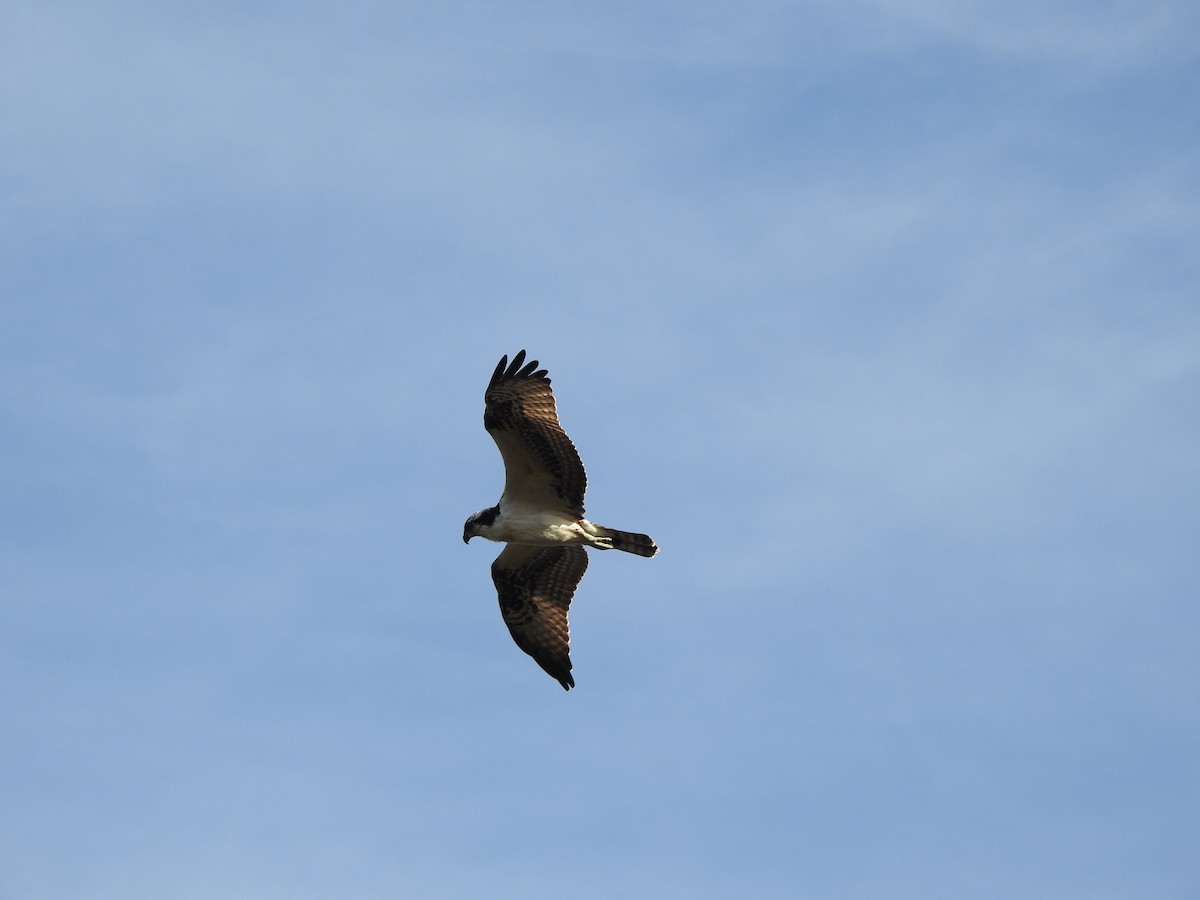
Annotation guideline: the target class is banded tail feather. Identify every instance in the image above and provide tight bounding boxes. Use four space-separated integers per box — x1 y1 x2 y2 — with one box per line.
595 526 659 558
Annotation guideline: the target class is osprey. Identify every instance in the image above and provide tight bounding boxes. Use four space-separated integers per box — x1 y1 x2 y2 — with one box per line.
463 350 658 690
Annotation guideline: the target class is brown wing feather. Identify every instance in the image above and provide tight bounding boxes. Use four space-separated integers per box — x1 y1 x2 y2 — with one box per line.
483 350 587 517
491 544 589 690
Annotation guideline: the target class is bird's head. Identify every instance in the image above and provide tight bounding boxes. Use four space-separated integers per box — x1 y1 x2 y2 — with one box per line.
463 505 499 544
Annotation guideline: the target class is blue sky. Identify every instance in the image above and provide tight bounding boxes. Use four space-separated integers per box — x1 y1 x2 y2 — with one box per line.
3 2 1198 897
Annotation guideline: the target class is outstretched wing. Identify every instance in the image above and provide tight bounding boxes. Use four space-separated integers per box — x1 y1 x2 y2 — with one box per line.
491 544 589 690
484 350 587 518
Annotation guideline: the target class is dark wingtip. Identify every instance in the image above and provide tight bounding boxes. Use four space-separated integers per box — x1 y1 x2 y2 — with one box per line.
510 349 543 380
489 354 509 388
488 349 550 388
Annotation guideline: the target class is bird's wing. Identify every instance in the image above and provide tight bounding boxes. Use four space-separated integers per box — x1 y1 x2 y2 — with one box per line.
483 350 587 518
491 543 589 690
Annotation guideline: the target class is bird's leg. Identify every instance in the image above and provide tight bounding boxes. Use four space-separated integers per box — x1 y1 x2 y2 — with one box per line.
577 520 615 550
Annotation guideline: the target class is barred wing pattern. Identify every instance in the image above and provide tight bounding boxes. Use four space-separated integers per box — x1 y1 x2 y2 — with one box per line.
483 350 588 518
491 543 589 691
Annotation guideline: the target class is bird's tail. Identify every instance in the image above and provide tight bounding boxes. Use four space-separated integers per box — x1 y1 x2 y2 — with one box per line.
594 526 659 558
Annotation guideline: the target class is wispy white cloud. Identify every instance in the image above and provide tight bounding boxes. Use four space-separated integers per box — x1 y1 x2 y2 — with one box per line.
850 0 1199 67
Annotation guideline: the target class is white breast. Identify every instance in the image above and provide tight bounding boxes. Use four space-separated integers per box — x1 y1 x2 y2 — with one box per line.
489 508 586 546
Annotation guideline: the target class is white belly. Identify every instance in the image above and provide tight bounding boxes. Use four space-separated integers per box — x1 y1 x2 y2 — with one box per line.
489 511 589 546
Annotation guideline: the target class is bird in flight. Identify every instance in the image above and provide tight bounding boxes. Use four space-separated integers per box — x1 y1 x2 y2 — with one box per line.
463 350 658 690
